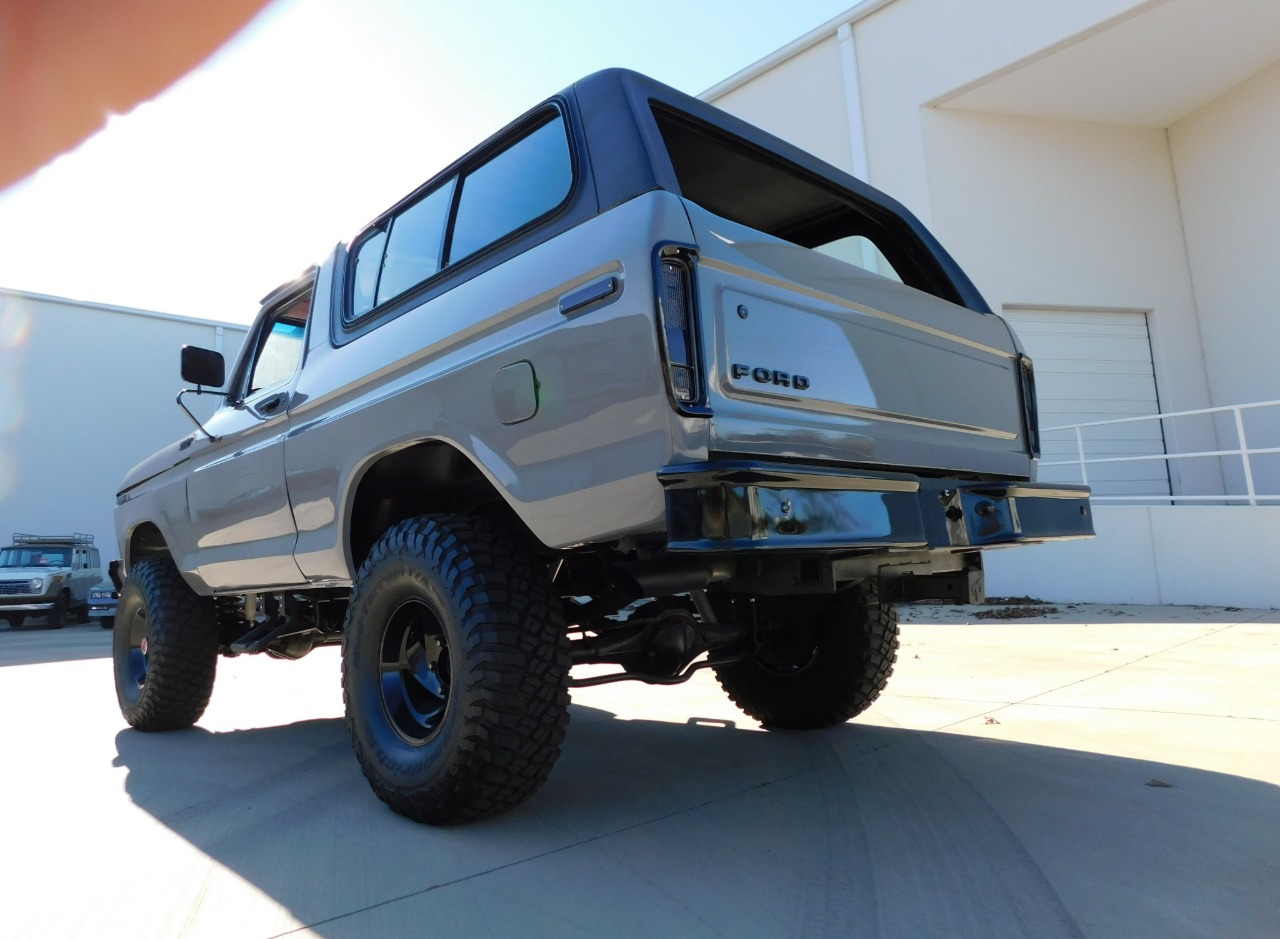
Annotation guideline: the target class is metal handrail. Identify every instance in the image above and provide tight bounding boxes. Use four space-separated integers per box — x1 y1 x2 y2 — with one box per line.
1039 400 1280 506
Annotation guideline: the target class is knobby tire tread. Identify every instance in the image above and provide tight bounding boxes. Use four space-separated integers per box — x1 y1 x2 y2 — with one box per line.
116 557 219 731
343 514 571 825
715 585 900 730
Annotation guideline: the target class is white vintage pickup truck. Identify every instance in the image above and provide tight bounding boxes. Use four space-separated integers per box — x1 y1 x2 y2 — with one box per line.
112 69 1092 824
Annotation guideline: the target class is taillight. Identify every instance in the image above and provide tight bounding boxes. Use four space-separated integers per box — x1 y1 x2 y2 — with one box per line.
656 250 703 408
1017 354 1041 459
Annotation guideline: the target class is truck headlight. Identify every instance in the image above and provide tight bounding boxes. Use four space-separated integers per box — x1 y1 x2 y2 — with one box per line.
29 578 44 592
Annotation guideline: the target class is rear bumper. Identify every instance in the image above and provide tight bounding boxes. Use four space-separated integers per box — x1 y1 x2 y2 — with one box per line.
658 461 1092 553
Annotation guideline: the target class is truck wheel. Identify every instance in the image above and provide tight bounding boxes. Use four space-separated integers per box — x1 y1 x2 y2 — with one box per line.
45 594 67 628
712 585 899 729
5 614 25 629
342 514 571 825
113 557 220 731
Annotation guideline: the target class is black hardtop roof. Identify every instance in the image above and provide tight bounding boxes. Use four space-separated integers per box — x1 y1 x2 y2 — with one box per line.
566 67 907 219
569 69 988 312
346 67 989 313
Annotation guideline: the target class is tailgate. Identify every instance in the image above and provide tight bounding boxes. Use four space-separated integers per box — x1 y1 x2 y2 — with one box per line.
686 205 1033 479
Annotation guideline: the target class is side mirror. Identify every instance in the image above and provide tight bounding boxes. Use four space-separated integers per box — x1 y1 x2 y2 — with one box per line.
181 345 225 388
178 346 229 441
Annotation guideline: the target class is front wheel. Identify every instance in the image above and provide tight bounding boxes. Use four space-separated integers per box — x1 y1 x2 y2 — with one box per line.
712 585 899 729
113 557 220 731
45 594 66 628
343 514 571 825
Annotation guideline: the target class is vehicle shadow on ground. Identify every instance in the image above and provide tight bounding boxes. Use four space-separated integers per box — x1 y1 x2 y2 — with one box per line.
0 619 111 666
106 702 1280 939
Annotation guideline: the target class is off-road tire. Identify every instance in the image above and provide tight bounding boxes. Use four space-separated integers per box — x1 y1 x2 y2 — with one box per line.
712 584 899 729
342 514 571 825
113 557 220 731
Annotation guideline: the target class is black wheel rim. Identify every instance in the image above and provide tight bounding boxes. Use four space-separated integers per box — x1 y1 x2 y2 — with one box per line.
125 607 148 687
379 599 451 744
754 622 819 676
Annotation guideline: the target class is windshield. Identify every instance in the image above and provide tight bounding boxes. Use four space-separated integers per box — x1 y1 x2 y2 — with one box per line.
0 547 69 567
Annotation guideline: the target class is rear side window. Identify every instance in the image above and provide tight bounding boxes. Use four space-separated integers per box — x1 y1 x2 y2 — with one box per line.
350 229 387 319
345 110 573 324
449 116 573 263
378 179 456 304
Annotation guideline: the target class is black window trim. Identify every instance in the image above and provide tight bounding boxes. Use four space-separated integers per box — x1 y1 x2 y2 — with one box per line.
340 100 579 334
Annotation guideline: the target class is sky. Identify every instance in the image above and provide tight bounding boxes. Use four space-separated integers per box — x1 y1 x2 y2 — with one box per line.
0 0 859 325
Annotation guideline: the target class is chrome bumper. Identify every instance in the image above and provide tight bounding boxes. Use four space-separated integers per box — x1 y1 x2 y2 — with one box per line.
0 600 57 612
659 461 1093 552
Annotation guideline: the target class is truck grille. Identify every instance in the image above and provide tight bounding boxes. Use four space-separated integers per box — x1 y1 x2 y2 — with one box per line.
0 580 33 596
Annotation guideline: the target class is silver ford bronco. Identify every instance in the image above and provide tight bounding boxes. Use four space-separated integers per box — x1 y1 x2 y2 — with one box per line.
113 69 1092 824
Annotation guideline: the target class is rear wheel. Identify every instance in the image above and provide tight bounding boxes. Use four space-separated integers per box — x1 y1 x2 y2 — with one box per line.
113 557 220 731
712 584 899 729
343 514 571 825
4 614 25 629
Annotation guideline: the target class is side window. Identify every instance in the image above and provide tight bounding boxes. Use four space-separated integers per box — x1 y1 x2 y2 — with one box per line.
448 114 572 263
350 229 388 320
248 295 310 396
343 108 573 325
378 179 455 304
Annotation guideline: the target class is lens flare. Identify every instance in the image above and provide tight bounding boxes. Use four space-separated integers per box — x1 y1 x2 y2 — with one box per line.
0 449 15 500
0 372 23 434
0 295 33 348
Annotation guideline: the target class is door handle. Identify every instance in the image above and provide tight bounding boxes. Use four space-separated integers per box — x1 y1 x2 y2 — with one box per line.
257 393 287 416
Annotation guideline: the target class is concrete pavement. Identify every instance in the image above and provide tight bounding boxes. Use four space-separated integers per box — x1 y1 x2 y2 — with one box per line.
0 603 1276 938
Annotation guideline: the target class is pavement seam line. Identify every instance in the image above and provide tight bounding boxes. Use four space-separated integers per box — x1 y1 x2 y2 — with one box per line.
892 693 1279 724
1018 700 1279 722
266 766 825 938
925 619 1252 731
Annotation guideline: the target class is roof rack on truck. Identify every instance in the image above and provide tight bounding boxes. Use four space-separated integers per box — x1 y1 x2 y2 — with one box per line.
11 533 95 546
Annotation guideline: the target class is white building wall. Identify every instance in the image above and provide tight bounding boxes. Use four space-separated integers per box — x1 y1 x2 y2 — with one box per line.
917 108 1219 494
987 505 1280 609
712 35 855 174
1168 59 1280 494
847 0 1152 223
0 289 247 560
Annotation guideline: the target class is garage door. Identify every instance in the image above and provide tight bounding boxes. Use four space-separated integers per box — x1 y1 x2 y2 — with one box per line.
1001 307 1169 498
